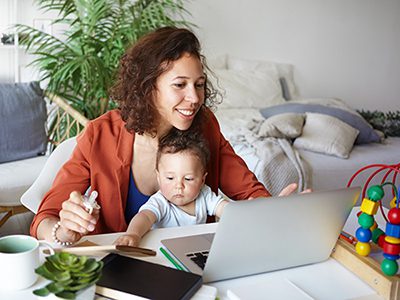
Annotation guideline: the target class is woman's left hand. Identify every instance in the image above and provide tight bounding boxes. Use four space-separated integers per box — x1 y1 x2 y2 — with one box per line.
247 183 312 200
278 183 312 197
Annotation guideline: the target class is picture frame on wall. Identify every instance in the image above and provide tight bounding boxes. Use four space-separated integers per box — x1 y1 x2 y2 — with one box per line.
33 19 52 35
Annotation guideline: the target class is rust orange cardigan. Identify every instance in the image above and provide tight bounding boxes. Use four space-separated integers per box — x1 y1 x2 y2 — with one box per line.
31 109 270 237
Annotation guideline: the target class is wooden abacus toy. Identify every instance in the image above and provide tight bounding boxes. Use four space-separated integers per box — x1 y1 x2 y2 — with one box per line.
347 163 400 276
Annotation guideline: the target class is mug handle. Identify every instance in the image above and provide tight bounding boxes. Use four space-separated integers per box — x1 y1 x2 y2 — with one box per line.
39 241 55 256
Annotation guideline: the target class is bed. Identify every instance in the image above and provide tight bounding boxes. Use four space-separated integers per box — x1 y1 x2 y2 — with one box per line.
209 55 399 206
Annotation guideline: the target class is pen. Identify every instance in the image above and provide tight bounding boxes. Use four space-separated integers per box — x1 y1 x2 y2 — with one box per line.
83 187 100 214
339 231 357 245
58 245 156 256
159 247 185 271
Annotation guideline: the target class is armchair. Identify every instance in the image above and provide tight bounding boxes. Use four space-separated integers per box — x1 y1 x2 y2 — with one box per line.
0 90 88 228
20 137 77 214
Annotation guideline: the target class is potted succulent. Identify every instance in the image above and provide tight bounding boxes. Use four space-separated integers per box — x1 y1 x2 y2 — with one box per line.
33 252 103 300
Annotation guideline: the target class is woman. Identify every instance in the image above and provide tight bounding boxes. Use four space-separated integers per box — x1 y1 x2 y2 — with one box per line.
31 27 298 245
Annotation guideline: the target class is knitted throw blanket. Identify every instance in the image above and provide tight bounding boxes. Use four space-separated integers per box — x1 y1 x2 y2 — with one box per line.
223 118 311 196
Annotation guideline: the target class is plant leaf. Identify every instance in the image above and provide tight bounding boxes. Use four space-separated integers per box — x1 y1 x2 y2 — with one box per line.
33 287 50 297
55 290 76 300
46 282 65 294
35 264 57 281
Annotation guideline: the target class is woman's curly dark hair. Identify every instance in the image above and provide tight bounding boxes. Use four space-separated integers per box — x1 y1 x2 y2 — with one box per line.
110 26 220 136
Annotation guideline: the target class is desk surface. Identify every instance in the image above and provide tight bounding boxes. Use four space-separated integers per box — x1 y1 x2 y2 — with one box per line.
0 207 386 300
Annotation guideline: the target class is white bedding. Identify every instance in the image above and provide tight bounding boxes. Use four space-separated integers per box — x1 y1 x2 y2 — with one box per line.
211 55 398 206
215 108 310 195
299 137 400 206
215 108 399 206
215 108 268 178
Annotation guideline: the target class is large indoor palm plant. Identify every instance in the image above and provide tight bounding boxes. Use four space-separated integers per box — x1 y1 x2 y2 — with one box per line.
17 0 191 142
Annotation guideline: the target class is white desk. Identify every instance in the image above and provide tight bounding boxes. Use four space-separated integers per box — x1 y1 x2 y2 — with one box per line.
0 208 386 300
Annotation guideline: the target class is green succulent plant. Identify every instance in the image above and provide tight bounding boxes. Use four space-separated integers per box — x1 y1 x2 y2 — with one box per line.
33 252 103 300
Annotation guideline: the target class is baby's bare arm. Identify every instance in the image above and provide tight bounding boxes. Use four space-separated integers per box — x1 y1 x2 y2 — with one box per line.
215 200 229 219
114 210 157 246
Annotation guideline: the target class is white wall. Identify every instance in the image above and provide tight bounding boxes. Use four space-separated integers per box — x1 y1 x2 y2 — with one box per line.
187 0 400 111
0 0 55 82
2 0 399 111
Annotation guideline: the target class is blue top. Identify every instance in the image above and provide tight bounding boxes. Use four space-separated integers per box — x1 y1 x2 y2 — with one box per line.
125 169 150 222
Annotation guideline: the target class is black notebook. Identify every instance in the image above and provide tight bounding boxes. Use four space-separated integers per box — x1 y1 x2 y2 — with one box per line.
96 253 203 300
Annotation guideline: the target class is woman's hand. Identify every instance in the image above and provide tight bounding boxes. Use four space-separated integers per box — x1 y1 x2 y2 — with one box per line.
57 191 100 243
278 183 312 197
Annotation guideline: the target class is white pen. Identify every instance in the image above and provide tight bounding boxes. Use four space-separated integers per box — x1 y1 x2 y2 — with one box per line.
82 188 101 214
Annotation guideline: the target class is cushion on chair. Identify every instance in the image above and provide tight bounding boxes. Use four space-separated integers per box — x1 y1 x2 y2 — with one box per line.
20 137 77 213
0 155 48 206
0 81 47 163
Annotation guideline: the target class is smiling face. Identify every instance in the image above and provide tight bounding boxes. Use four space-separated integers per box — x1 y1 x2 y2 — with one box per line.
154 53 205 136
156 150 207 208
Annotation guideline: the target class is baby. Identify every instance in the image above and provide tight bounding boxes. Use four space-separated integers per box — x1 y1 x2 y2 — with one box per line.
115 130 229 246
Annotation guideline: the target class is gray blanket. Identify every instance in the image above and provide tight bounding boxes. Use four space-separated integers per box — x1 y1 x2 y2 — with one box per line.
226 119 311 196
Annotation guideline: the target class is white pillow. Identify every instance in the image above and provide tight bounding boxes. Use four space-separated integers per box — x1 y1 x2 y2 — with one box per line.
227 56 299 100
213 68 285 109
258 113 304 139
293 113 359 159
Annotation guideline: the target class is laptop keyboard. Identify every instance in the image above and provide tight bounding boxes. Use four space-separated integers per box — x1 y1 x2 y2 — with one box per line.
186 250 209 270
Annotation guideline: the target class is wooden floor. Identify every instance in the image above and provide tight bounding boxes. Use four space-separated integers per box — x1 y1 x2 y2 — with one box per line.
0 211 34 237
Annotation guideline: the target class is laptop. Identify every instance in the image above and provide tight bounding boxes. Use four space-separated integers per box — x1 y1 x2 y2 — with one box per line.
161 187 360 283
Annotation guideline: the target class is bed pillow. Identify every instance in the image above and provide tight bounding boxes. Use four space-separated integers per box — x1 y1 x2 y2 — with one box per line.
214 68 285 109
258 113 305 138
293 113 359 159
226 56 299 100
0 81 47 163
259 102 380 144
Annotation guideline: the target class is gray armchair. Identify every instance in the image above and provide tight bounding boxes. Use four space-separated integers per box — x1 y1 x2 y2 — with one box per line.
0 84 88 228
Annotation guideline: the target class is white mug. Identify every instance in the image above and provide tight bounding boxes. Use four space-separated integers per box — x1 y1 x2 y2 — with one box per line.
0 234 54 290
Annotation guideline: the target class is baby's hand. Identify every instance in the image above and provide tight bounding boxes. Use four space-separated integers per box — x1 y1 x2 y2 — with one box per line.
113 233 141 247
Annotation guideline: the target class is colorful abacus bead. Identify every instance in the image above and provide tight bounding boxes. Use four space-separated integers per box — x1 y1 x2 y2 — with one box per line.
361 198 379 215
383 241 400 257
381 258 399 276
385 235 400 244
377 234 386 248
388 207 400 225
358 213 375 229
355 241 371 256
367 185 384 201
356 227 372 242
371 228 385 244
370 221 378 231
390 197 398 209
386 223 400 239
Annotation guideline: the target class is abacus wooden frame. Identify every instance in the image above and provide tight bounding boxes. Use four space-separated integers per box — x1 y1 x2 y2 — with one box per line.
332 239 400 300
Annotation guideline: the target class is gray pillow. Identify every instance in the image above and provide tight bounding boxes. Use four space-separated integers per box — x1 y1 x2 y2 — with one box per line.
0 82 47 163
258 113 305 138
293 113 359 159
259 103 381 144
